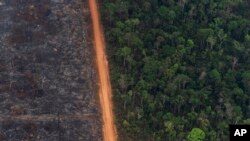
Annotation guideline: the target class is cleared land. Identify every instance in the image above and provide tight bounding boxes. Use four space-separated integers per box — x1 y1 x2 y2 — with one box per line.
0 0 102 140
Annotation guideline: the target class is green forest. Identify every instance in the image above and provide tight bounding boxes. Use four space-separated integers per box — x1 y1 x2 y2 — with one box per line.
100 0 250 140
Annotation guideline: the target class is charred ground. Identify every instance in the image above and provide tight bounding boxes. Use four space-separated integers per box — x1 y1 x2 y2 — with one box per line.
0 0 102 140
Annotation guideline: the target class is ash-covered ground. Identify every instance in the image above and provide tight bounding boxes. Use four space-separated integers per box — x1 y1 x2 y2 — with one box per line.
0 0 102 140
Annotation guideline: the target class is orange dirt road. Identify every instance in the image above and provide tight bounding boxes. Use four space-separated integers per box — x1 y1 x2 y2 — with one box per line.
88 0 117 141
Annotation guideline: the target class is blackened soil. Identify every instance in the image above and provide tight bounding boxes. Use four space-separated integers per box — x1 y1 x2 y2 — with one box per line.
0 0 102 140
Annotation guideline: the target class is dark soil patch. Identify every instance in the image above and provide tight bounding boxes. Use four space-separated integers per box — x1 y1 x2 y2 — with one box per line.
0 0 102 140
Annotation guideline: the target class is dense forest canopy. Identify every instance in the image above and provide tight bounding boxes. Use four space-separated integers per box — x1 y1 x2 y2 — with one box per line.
100 0 250 140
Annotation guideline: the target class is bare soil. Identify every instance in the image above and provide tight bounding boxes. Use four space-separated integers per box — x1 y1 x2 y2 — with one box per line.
88 0 117 141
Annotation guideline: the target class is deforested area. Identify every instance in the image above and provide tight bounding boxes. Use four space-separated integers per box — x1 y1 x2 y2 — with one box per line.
0 0 102 140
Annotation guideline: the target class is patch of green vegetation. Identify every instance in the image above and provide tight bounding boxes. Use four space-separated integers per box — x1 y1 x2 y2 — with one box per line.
100 0 250 140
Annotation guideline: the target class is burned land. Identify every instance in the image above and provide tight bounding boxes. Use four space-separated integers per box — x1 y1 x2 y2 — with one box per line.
0 0 102 140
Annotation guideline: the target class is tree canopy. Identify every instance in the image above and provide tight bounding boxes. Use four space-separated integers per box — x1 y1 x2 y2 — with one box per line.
100 0 250 140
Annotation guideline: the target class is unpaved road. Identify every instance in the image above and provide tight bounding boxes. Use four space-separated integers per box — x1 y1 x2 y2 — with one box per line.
88 0 117 141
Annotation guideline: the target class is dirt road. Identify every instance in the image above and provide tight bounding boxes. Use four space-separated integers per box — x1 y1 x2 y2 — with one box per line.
88 0 117 141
